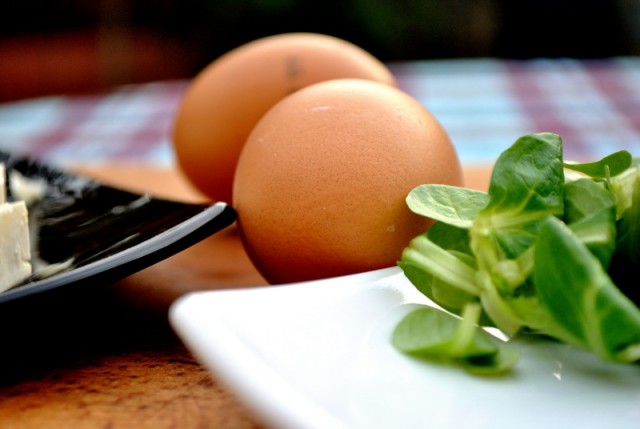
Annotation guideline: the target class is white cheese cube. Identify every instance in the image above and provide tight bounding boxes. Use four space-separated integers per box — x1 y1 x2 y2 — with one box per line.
0 200 32 292
0 164 5 205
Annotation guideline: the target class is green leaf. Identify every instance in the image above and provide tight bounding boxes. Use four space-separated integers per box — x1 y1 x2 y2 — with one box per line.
427 221 473 255
534 216 640 362
568 209 616 268
472 133 566 265
400 227 478 315
461 345 520 375
615 167 640 262
563 178 617 267
397 131 640 371
406 184 489 229
392 306 480 357
609 167 640 307
392 304 519 374
430 262 478 313
564 150 633 179
401 234 480 297
467 133 566 333
478 133 565 229
563 179 616 224
608 164 640 219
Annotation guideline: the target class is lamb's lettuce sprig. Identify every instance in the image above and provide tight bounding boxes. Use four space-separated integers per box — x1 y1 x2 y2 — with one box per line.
393 133 640 373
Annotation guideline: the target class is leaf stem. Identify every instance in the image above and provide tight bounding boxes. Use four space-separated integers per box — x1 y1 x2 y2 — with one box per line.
404 235 480 296
449 302 483 356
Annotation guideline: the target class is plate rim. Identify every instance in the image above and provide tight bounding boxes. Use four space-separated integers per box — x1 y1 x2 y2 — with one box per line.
0 202 235 304
1 150 237 304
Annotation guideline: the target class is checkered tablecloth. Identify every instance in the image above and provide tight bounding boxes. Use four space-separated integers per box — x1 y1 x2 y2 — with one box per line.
0 57 638 167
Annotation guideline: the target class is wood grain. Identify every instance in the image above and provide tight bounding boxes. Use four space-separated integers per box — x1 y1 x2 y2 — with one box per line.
0 164 491 429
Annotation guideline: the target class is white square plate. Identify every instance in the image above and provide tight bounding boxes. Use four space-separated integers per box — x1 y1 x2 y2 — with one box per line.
170 267 640 429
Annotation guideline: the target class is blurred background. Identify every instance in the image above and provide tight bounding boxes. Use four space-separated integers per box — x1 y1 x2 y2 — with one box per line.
1 0 639 102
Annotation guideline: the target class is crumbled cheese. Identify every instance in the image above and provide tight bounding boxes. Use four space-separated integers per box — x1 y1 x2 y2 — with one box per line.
0 164 5 205
0 163 33 292
0 200 32 292
9 170 47 206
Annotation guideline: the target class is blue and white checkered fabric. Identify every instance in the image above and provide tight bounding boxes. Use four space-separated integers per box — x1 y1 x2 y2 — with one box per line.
1 58 639 167
392 57 640 163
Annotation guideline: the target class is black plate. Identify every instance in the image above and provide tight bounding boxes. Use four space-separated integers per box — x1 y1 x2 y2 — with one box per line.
0 151 236 304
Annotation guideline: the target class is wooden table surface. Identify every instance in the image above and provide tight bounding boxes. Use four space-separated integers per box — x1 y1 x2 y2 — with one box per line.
0 165 491 429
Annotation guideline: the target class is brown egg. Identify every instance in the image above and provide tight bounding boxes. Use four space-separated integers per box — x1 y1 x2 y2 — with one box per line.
233 79 463 284
172 33 395 203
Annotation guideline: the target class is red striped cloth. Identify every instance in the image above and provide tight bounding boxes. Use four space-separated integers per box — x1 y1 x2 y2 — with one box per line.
392 57 640 163
0 81 187 167
0 58 638 167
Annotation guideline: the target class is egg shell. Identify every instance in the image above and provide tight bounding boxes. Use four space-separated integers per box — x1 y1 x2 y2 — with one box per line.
233 79 463 284
172 32 395 203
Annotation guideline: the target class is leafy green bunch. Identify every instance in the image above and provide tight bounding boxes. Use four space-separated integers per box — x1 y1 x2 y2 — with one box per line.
393 133 640 374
